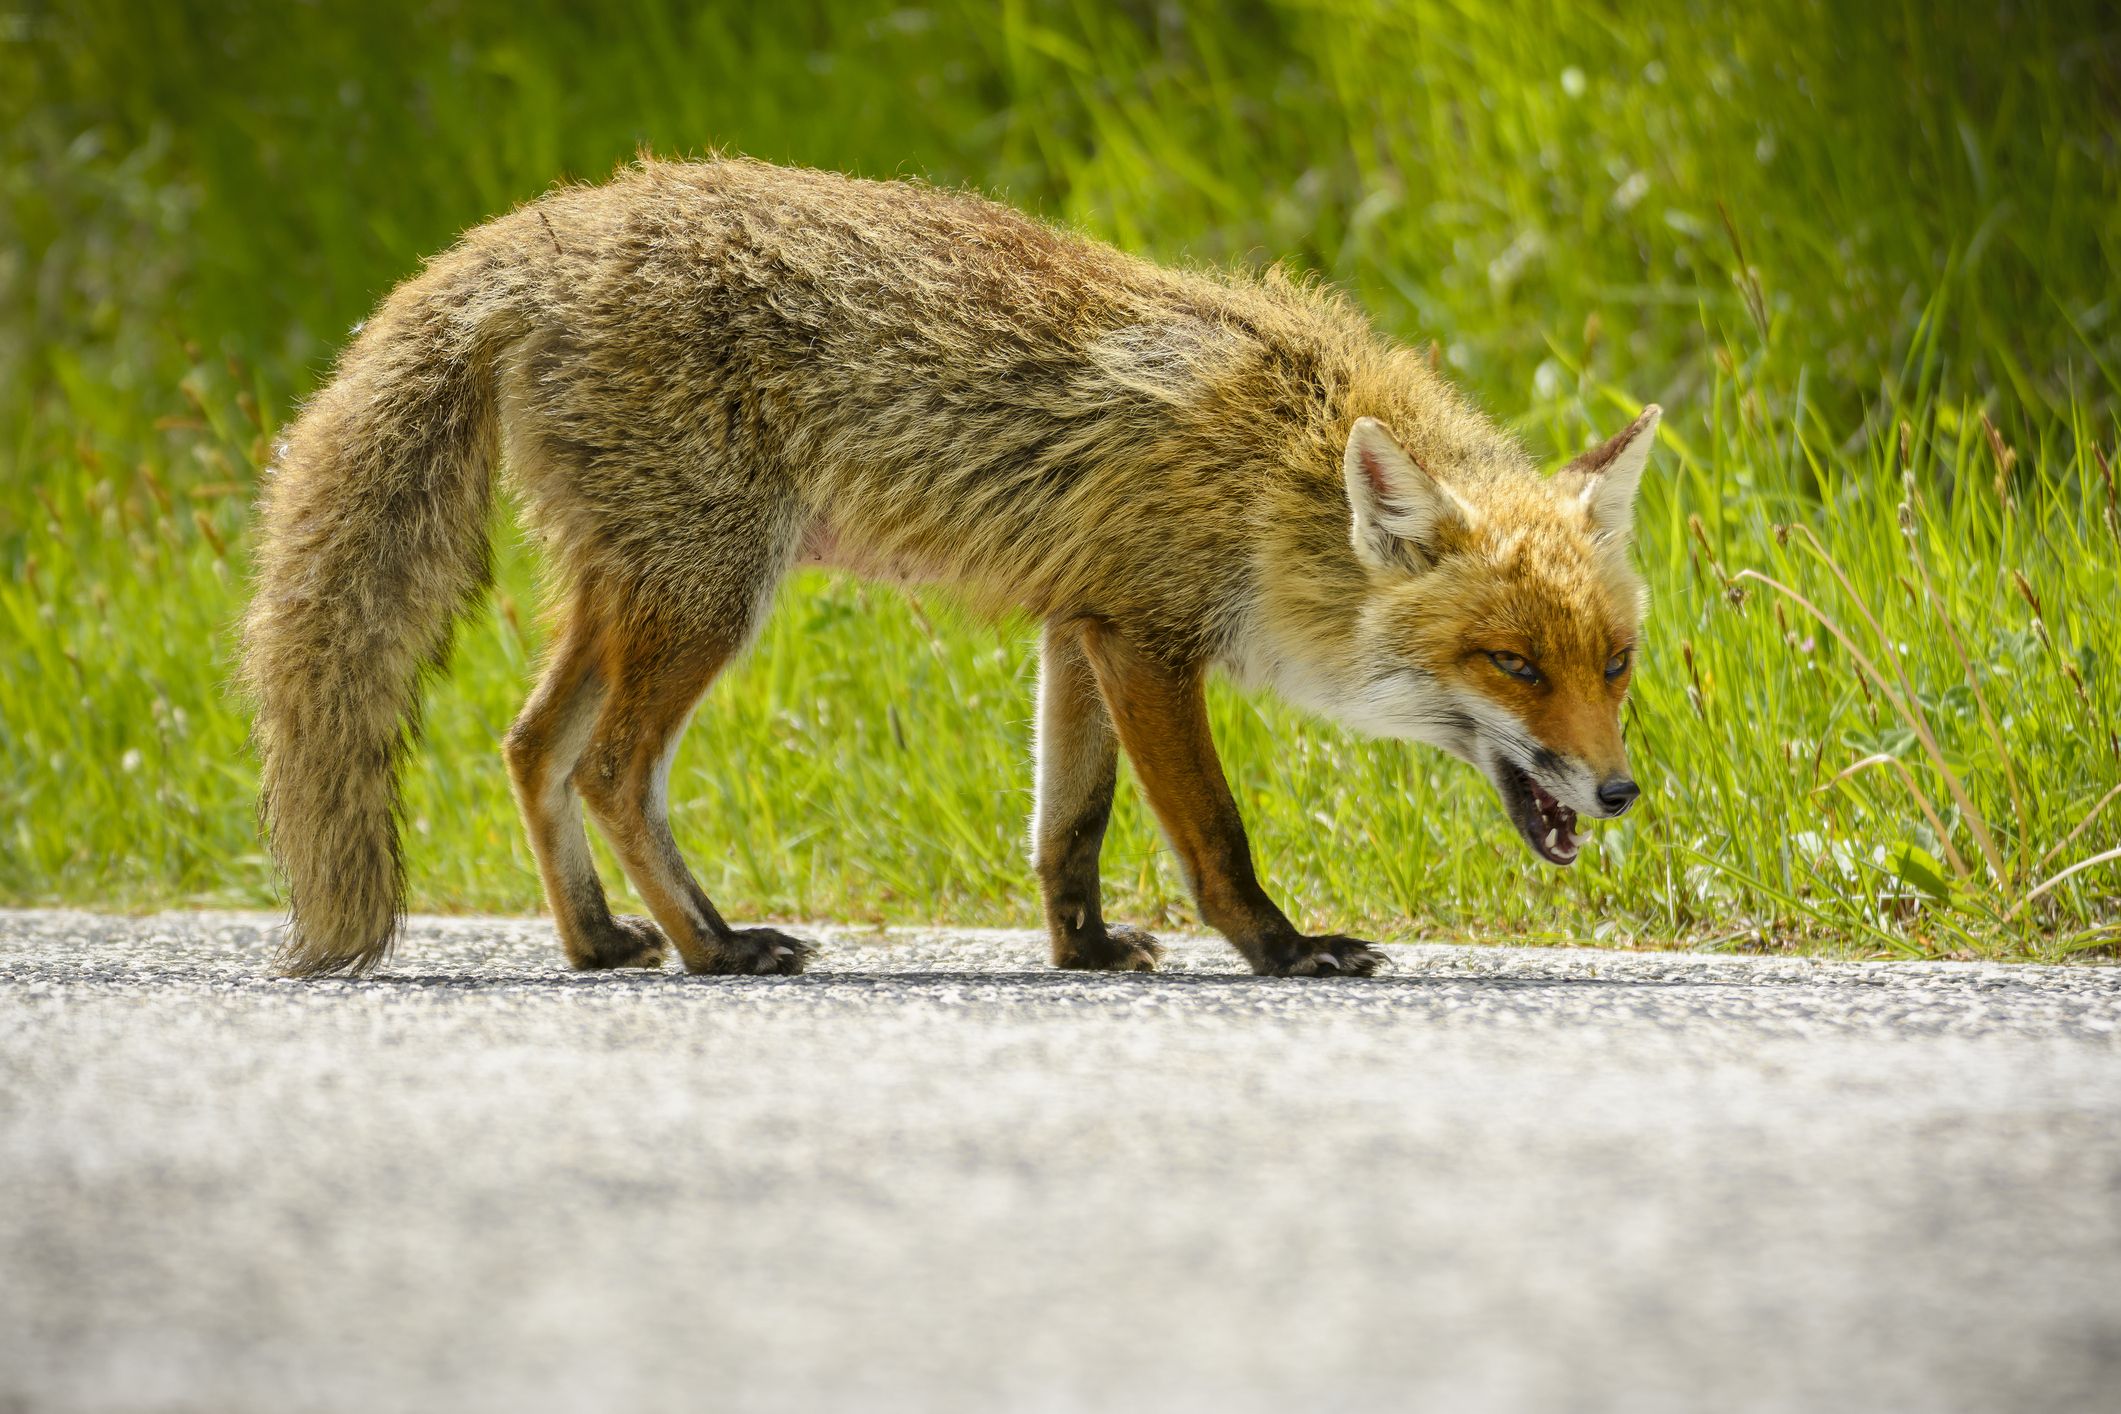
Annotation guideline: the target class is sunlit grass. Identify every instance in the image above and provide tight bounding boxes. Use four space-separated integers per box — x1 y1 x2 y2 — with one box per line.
3 0 2116 959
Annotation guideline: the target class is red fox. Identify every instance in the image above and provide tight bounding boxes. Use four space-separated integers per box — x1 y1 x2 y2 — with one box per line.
241 158 1658 980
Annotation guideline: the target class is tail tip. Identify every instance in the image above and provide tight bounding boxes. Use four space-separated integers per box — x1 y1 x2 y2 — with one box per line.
270 918 394 979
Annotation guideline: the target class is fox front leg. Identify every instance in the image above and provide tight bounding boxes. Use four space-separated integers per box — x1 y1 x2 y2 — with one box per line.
1074 621 1387 978
1031 622 1166 972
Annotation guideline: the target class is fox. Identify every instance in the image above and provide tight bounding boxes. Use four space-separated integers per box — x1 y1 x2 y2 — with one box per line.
240 156 1659 980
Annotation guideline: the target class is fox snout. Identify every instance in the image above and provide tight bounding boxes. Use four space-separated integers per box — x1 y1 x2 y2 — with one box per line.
1487 751 1638 868
1467 696 1641 865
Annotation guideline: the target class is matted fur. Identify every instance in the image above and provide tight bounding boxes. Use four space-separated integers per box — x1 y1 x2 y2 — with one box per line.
241 157 1652 977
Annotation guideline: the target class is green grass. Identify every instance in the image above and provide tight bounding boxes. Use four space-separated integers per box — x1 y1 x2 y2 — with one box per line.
3 0 2117 959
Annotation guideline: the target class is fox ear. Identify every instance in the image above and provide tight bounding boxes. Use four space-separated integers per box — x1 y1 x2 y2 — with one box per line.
1559 405 1661 541
1344 417 1463 572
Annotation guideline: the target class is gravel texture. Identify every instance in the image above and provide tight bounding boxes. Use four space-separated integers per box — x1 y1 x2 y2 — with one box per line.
3 909 2119 1413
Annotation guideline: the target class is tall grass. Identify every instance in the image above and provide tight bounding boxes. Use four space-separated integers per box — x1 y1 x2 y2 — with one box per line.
3 0 2116 958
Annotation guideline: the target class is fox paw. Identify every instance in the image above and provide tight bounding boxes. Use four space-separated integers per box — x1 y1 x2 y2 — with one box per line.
1054 924 1165 973
1259 935 1388 978
687 926 814 977
570 914 670 971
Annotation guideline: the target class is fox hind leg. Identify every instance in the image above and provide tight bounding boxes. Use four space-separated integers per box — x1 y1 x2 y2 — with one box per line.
503 590 669 970
1032 621 1164 972
573 580 812 978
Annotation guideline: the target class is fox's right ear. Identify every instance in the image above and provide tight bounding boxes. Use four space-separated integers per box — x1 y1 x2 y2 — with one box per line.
1344 417 1463 572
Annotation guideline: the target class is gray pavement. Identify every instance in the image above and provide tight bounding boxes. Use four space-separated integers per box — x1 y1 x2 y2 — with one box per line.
2 908 2119 1413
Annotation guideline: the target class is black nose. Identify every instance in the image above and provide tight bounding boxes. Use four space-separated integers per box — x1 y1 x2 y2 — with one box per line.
1597 777 1640 815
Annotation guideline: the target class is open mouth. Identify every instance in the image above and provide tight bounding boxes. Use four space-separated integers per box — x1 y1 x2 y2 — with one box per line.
1495 760 1580 866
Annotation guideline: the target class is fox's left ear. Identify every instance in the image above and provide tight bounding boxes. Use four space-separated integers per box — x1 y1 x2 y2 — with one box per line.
1559 404 1661 540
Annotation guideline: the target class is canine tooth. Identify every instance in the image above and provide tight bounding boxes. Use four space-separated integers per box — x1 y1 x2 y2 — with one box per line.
1545 827 1559 850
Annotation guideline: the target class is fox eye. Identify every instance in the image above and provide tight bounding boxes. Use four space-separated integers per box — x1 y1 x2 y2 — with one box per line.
1606 648 1633 679
1487 651 1538 681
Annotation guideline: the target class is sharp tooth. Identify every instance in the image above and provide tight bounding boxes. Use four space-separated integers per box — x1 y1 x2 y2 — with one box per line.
1544 827 1558 850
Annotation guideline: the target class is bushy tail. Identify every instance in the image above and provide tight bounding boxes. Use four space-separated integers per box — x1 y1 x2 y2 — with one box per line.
241 261 510 977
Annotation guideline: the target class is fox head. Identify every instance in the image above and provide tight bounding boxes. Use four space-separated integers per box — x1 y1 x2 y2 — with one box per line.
1270 406 1660 867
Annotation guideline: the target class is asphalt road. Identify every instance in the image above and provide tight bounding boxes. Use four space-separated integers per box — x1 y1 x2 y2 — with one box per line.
3 909 2119 1413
